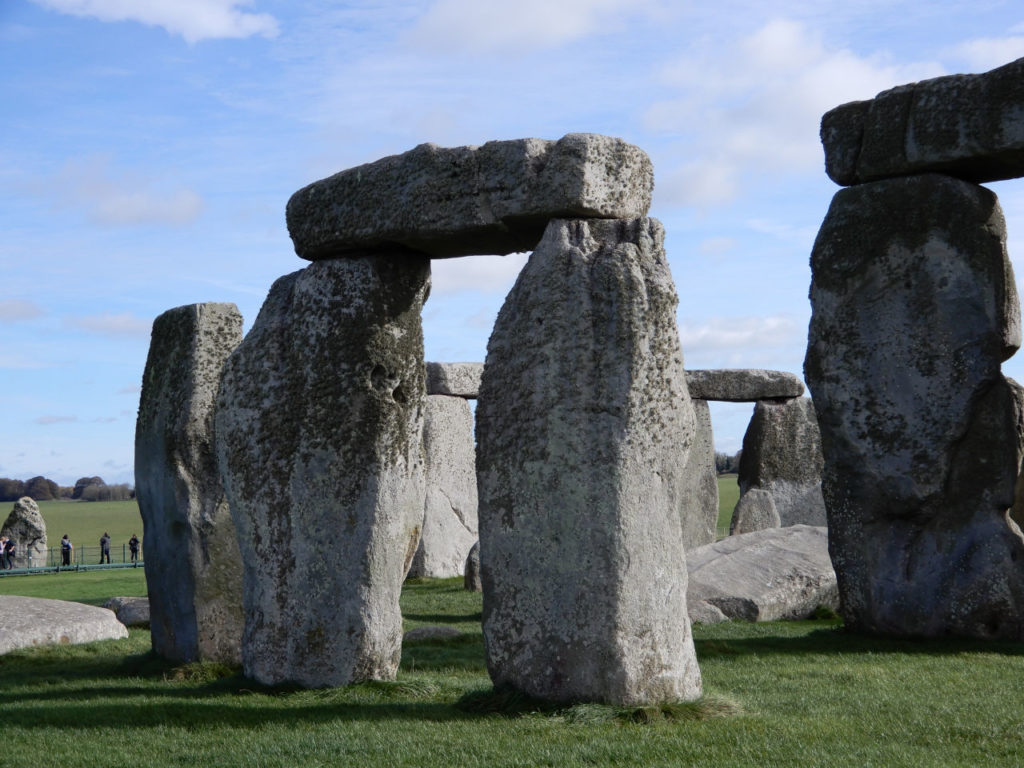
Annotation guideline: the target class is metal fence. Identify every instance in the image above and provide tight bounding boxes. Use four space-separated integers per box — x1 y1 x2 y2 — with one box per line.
0 543 142 570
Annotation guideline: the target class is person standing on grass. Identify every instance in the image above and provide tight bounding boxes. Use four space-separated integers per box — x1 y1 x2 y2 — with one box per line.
61 534 73 566
0 537 7 569
128 533 139 564
4 537 16 569
99 532 111 564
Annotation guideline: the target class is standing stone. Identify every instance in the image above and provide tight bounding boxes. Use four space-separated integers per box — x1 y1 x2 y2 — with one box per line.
135 302 243 664
729 489 781 536
464 541 482 592
805 173 1024 638
216 254 430 687
1 497 46 568
408 395 479 578
730 397 825 533
478 217 702 705
679 399 718 549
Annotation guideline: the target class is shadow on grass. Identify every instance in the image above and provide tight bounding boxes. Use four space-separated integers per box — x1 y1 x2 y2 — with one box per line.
403 612 482 624
400 634 486 673
694 621 1024 660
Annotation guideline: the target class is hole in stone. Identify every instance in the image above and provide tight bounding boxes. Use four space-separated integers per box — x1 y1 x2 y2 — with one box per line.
393 384 407 404
370 365 387 390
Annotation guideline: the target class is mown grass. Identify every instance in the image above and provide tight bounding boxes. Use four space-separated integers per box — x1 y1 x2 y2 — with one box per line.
717 473 739 538
0 566 147 606
2 573 1023 767
31 500 143 564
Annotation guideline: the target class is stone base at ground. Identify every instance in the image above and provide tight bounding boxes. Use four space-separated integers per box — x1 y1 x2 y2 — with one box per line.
0 596 128 654
104 596 151 627
686 525 838 624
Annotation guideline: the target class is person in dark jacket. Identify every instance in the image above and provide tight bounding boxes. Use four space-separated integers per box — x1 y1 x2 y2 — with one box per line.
99 532 111 564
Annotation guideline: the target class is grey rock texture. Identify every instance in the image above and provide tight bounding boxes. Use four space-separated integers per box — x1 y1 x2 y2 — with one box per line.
0 596 128 654
679 399 718 549
822 57 1024 186
286 134 653 260
805 173 1024 638
729 489 781 536
1 497 47 568
685 369 804 402
477 217 702 705
687 525 838 624
464 541 482 592
426 362 483 398
731 397 826 532
216 254 430 687
135 302 244 665
104 596 150 627
408 395 478 578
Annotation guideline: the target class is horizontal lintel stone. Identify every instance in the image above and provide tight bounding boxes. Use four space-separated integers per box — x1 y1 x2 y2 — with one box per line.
426 362 483 398
286 134 653 260
685 369 804 402
822 56 1024 186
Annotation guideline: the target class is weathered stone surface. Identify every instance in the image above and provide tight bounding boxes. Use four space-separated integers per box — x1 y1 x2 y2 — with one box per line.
464 541 482 592
135 302 244 665
685 369 804 402
408 395 478 579
0 596 128 654
732 397 826 532
216 254 430 687
1 497 47 568
729 489 780 536
478 217 702 705
679 399 718 549
805 173 1024 638
426 362 483 398
286 134 653 260
104 596 150 627
687 525 838 624
822 57 1024 186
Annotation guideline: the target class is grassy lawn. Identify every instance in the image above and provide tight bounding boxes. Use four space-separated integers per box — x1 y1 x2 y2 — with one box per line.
2 572 1022 767
717 473 739 538
27 499 143 564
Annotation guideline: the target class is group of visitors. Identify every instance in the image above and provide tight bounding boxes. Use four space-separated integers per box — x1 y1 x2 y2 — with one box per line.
0 536 16 569
56 533 141 567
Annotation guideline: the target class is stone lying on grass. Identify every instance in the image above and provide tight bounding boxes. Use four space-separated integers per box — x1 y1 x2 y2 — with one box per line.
426 362 483 398
685 369 804 402
686 525 838 624
1 497 47 568
104 596 150 627
0 595 128 654
822 57 1024 186
286 134 653 260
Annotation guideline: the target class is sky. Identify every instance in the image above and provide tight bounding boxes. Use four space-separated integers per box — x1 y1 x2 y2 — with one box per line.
2 0 1024 486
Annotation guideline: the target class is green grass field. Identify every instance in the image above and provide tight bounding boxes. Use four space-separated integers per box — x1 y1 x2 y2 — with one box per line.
1 572 1022 767
30 499 143 564
717 473 739 538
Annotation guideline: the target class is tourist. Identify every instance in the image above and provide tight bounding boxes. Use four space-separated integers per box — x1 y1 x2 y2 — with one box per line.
129 533 139 564
4 537 15 569
99 532 111 564
61 534 72 566
0 537 7 569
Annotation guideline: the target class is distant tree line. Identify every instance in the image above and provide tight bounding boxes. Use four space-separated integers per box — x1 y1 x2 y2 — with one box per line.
0 475 134 502
714 450 743 474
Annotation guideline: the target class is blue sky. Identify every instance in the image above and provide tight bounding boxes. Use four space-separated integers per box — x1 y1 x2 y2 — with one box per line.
2 0 1024 485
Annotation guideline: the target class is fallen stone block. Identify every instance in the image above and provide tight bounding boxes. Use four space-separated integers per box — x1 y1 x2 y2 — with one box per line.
0 596 128 654
104 596 150 627
685 369 804 402
687 525 838 624
286 134 653 260
822 57 1024 186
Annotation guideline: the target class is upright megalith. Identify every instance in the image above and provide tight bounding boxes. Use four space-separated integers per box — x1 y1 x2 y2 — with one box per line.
730 397 825 533
477 217 702 705
286 134 653 260
680 399 718 549
135 302 244 664
1 497 46 568
408 394 478 578
216 255 429 687
805 172 1024 638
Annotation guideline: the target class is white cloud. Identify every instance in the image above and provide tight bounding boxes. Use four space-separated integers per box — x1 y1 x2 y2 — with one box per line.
35 415 78 425
679 314 802 354
647 18 944 209
32 0 278 43
0 300 45 323
64 312 152 337
41 156 203 227
949 35 1024 73
429 253 528 296
407 0 661 54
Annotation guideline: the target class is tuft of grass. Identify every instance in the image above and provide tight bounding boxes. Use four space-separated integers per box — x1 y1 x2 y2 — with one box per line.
164 661 242 683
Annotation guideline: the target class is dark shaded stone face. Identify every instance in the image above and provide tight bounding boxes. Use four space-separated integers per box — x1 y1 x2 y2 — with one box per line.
215 254 430 688
805 173 1024 639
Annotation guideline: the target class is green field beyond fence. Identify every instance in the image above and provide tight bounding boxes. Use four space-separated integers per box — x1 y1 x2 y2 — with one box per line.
22 500 144 567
